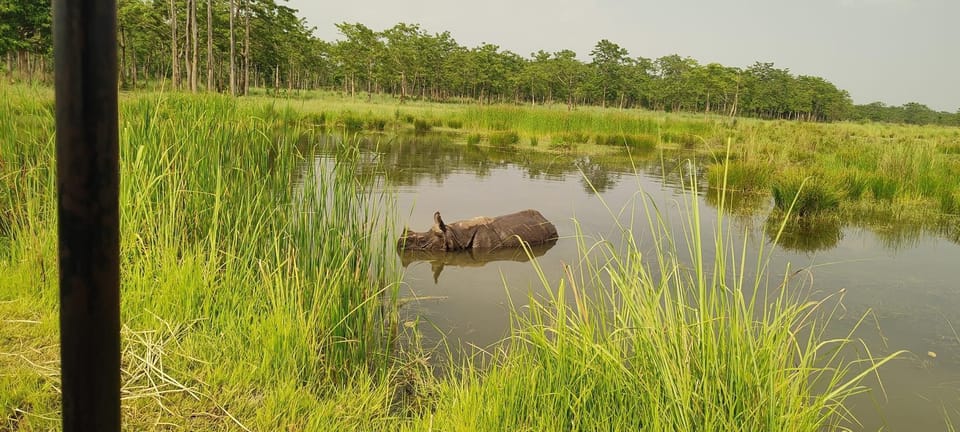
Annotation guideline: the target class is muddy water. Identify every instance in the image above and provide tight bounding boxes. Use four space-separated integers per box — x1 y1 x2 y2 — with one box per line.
314 135 960 431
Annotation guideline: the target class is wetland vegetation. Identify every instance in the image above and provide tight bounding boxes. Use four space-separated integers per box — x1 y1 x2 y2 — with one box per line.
2 1 959 430
3 82 957 429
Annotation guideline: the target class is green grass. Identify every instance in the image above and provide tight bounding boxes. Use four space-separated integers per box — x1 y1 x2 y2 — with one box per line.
401 162 901 431
197 89 959 224
1 86 401 430
0 85 915 430
465 133 481 145
706 158 772 194
772 171 842 217
488 130 520 148
233 88 957 222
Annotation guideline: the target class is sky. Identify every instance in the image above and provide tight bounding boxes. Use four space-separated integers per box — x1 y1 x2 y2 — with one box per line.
287 0 958 112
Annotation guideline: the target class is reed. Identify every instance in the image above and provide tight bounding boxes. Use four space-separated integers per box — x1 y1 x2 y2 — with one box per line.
411 158 901 431
0 85 919 430
0 87 400 430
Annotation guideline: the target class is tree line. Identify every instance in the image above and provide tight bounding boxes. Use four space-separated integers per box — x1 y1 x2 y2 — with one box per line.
2 0 958 126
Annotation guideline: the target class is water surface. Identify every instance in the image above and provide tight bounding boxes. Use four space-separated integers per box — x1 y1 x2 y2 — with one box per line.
310 134 960 431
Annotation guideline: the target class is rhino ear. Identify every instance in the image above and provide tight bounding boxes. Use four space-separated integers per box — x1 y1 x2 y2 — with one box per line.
434 211 447 232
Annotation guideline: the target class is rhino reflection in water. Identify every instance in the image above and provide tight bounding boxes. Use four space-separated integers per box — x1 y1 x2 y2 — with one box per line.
397 209 560 282
399 241 557 283
397 209 559 252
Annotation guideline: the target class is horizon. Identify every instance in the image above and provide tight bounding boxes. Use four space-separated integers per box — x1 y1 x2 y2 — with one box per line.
287 0 958 113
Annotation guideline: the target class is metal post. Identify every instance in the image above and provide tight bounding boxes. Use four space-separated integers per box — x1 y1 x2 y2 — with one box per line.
53 0 121 430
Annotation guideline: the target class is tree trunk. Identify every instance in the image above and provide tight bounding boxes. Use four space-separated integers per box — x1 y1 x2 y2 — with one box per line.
131 48 138 88
119 24 127 88
185 0 192 89
729 74 740 118
190 0 198 92
170 0 179 89
206 0 213 91
229 0 236 95
243 3 250 96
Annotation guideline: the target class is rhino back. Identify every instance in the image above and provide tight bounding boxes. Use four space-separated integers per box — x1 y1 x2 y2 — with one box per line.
488 210 558 247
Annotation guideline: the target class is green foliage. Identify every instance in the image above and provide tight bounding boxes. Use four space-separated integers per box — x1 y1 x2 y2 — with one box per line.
661 130 700 148
339 114 365 132
552 131 590 145
417 179 901 431
0 89 401 430
488 130 519 147
366 117 388 131
595 133 657 151
0 86 916 430
445 119 463 129
9 0 957 126
465 133 482 145
706 160 771 193
772 172 841 217
413 118 432 134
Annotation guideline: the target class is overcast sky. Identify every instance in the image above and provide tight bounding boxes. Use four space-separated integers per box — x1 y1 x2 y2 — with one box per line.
287 0 958 111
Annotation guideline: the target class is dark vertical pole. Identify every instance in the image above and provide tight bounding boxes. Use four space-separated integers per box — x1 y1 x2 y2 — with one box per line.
53 0 121 430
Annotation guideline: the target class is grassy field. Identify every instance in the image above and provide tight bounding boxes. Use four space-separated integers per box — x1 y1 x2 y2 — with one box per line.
0 84 921 430
254 88 960 223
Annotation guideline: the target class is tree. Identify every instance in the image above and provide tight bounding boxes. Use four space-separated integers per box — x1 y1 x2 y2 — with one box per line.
381 23 423 102
522 50 553 105
225 0 234 94
334 22 380 97
742 62 793 119
0 0 52 81
589 39 629 108
206 0 213 91
654 54 700 112
169 0 179 89
551 50 588 110
190 0 199 92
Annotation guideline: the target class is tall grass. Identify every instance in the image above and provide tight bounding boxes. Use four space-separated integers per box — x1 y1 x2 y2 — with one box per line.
772 171 841 217
0 85 918 430
1 87 400 430
409 157 901 431
249 89 959 221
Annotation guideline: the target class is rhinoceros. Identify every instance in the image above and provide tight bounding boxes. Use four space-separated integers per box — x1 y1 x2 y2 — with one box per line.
397 209 559 251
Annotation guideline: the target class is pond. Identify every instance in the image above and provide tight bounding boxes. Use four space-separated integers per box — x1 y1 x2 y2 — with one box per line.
309 133 960 431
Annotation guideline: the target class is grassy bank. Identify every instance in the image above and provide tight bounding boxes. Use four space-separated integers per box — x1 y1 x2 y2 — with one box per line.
1 85 400 430
1 85 901 430
251 89 960 223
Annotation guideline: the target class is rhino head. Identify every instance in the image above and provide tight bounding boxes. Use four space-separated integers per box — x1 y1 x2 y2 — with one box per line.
397 211 458 251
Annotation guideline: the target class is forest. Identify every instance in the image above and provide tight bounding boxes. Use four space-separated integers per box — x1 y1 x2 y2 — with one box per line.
2 0 958 124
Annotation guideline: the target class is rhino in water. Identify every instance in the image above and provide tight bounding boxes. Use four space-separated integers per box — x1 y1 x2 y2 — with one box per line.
397 209 559 251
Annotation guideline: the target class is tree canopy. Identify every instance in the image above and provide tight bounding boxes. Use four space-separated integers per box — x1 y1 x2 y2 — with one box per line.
2 0 956 126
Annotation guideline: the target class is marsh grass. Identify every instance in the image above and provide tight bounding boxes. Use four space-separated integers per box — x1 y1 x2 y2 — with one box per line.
413 119 432 134
0 85 927 430
595 133 658 151
233 90 958 222
0 87 402 430
465 133 481 146
772 171 842 217
706 159 771 193
488 130 520 148
411 154 902 431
